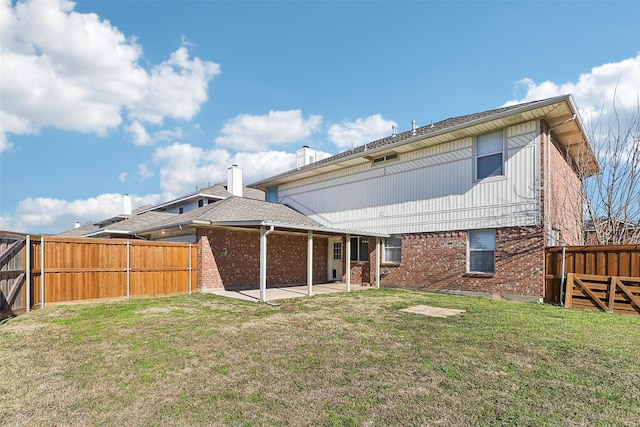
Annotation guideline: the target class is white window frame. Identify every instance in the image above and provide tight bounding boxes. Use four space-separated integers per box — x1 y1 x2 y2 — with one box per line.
474 130 505 180
350 236 369 262
383 235 402 264
468 229 496 274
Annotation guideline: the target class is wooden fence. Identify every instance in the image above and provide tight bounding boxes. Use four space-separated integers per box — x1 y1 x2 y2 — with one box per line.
1 232 197 320
546 245 640 316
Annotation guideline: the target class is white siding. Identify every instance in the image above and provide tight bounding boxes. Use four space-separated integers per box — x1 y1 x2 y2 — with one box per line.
279 121 541 234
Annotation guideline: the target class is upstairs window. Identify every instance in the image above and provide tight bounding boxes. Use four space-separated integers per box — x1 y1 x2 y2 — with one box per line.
267 186 278 203
350 237 369 262
475 130 504 180
384 235 402 263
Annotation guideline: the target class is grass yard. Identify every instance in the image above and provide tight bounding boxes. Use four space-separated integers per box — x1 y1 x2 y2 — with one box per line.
1 288 639 426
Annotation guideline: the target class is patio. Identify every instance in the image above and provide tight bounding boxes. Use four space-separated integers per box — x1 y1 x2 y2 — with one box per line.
208 282 373 303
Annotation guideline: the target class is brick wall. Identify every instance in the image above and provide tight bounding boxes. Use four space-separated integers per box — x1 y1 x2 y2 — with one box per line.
375 226 545 297
197 228 328 290
541 120 585 245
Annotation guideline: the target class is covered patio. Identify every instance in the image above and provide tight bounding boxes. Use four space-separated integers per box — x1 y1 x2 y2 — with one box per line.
208 282 373 302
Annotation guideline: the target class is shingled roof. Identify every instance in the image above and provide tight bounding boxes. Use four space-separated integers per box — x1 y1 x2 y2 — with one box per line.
252 95 599 188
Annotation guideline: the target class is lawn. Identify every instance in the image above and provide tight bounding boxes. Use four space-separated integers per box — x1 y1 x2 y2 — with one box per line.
1 288 638 426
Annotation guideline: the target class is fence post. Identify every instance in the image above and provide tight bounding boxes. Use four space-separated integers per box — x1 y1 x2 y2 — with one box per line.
126 241 131 300
564 273 574 308
40 236 45 308
607 276 617 313
26 235 31 312
188 244 192 295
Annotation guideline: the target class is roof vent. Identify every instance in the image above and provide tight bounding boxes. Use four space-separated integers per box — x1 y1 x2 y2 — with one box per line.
392 125 397 137
74 221 81 229
411 120 417 136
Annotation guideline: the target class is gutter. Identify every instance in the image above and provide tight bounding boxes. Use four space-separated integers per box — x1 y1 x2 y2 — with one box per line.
252 95 575 188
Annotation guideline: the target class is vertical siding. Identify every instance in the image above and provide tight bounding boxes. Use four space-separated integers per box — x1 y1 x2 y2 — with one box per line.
279 122 541 234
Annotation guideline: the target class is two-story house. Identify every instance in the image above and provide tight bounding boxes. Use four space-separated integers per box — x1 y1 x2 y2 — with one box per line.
252 95 599 298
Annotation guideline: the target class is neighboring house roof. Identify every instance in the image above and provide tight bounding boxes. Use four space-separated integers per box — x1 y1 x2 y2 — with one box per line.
252 95 599 189
58 222 100 237
135 196 388 237
82 212 176 238
135 183 264 215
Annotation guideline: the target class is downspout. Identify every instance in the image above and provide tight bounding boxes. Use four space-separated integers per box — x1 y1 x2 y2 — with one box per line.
259 225 275 303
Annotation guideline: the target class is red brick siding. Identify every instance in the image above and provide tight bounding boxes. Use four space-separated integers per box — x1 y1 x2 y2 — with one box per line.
374 226 545 297
541 120 584 245
197 228 328 290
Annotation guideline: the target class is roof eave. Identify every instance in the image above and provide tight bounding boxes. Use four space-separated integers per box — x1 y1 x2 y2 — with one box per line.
251 95 581 188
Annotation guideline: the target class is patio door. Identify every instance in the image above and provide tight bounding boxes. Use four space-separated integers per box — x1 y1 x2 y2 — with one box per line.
328 238 343 282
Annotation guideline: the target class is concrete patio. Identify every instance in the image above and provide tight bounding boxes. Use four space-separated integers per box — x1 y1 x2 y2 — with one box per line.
208 282 373 303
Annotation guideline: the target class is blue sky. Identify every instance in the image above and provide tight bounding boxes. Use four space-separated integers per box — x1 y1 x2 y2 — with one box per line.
1 0 639 234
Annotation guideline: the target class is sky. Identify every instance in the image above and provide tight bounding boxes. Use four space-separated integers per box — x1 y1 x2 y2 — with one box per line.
1 0 639 234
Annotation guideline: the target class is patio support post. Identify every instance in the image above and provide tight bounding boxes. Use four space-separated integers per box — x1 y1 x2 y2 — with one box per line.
375 237 380 289
259 225 274 303
345 234 351 292
307 230 313 296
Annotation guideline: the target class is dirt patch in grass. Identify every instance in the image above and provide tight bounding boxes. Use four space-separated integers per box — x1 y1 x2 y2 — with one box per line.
1 290 639 426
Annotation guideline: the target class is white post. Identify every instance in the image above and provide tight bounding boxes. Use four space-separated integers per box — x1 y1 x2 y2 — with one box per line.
307 231 313 296
188 243 193 295
40 236 45 308
26 235 31 312
375 237 381 289
259 226 274 303
345 234 351 292
126 241 131 300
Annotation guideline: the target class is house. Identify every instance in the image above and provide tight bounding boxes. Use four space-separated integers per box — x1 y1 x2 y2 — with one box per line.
252 95 599 299
59 165 386 301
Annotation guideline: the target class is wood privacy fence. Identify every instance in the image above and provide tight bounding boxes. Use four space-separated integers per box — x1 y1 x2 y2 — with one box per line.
546 245 640 316
1 231 197 320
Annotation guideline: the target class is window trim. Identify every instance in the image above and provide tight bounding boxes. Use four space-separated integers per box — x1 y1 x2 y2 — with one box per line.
383 235 402 264
467 229 496 274
350 236 370 262
474 130 505 181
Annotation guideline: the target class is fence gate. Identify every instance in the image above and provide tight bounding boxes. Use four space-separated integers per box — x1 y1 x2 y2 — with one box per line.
565 273 640 316
1 232 28 319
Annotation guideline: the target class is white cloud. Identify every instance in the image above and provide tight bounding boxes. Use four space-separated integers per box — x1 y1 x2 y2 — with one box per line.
125 121 152 146
118 172 128 182
137 163 154 180
214 110 323 151
0 0 219 148
328 114 397 150
0 192 162 235
153 142 331 198
504 53 640 130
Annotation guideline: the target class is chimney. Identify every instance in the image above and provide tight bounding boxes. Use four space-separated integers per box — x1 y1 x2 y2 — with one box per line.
227 164 243 197
122 194 132 215
296 146 316 168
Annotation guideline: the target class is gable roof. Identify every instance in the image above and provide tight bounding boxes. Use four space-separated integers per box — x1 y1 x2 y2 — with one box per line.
58 222 101 237
135 196 387 237
252 95 599 189
81 212 176 238
135 183 264 215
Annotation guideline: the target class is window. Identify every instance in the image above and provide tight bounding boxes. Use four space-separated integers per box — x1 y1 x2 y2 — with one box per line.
350 237 369 262
468 229 495 273
178 207 184 214
267 186 278 203
198 199 204 207
333 242 342 260
475 130 504 179
384 235 402 263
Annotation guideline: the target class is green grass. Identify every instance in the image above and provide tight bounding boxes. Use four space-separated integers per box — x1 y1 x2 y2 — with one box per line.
1 288 638 426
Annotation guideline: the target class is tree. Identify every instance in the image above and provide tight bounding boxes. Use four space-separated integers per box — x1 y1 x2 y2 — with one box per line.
579 96 640 245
